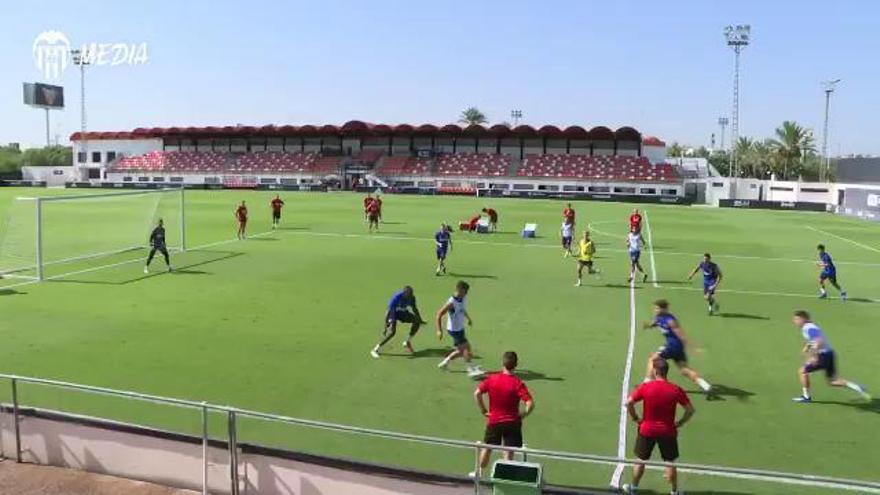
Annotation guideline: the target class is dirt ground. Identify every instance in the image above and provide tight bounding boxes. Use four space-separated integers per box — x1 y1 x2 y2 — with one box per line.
0 461 197 495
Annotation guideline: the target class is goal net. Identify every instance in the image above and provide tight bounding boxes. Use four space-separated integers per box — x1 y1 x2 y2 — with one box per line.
0 188 186 281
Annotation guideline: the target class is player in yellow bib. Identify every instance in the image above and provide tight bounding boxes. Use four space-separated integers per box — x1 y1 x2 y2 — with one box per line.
575 230 598 286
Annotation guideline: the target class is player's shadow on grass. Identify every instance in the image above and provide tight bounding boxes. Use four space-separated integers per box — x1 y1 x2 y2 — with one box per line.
843 297 876 304
52 250 242 286
515 369 565 382
811 398 880 414
448 272 498 280
408 348 449 358
602 283 645 290
651 280 690 285
379 221 406 225
717 312 770 320
276 226 310 231
688 383 755 402
0 289 24 296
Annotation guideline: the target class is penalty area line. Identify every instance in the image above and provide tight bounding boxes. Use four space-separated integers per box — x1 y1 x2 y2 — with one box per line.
610 275 638 488
644 210 659 288
806 225 880 254
0 231 274 290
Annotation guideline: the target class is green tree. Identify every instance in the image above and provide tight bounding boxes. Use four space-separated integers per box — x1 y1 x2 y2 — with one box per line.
768 121 815 180
458 107 488 126
667 142 684 158
20 146 72 168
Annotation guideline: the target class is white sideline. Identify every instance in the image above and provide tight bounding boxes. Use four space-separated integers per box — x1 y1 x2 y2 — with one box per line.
609 273 638 488
806 225 880 254
646 465 880 494
0 231 274 290
644 210 659 288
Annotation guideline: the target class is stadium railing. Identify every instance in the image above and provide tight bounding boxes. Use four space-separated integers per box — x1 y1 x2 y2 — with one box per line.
1 373 878 495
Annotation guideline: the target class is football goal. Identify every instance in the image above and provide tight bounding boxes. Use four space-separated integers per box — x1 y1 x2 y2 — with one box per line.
0 188 186 281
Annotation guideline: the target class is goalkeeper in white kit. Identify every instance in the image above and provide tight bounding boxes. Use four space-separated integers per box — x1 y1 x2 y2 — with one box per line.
144 219 172 273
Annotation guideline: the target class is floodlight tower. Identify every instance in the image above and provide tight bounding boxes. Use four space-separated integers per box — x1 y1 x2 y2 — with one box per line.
70 48 90 164
821 79 841 182
724 25 750 177
717 117 729 151
510 110 522 127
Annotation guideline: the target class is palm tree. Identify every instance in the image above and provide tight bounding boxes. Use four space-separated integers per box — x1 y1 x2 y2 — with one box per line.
769 121 815 180
458 107 488 126
731 137 754 177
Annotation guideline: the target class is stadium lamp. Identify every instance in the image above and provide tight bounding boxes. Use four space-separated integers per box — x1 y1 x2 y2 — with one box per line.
821 79 841 181
724 24 751 179
510 110 523 127
71 48 90 169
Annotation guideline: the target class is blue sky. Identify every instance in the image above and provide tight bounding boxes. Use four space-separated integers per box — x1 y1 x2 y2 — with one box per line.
2 0 879 154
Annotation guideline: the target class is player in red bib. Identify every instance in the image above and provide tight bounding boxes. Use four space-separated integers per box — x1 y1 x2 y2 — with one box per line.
367 199 380 233
563 203 576 227
375 194 384 223
630 209 643 234
270 195 285 230
467 213 481 232
363 194 373 223
481 207 498 232
235 201 248 240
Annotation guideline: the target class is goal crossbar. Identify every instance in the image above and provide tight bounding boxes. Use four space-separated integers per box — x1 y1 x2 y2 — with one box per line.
15 187 185 203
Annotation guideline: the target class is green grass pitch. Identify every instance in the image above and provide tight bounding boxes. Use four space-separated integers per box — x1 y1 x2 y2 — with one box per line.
0 188 877 494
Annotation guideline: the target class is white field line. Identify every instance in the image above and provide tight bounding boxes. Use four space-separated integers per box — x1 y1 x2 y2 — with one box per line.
644 211 659 288
609 275 638 488
806 225 880 254
0 231 274 290
282 230 880 267
658 284 874 302
644 465 880 494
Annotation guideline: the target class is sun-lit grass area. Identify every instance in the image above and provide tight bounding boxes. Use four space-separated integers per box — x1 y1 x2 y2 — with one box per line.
0 188 877 494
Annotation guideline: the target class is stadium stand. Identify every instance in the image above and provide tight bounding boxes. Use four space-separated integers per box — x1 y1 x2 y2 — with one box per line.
376 156 432 176
353 148 384 166
234 152 317 173
112 151 229 173
110 150 346 175
434 152 511 177
517 155 680 182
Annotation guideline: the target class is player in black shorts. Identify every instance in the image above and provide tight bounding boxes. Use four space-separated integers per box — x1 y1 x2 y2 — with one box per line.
144 219 172 273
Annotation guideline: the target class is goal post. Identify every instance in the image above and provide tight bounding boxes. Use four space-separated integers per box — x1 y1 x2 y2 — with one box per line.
0 188 186 281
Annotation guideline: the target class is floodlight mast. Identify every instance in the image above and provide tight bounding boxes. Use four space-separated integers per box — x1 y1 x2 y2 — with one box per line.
724 25 750 179
71 49 90 170
821 79 841 182
510 110 522 127
717 116 729 151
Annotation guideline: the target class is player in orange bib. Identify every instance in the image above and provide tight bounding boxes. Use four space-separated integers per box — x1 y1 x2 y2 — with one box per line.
270 195 285 230
235 201 248 239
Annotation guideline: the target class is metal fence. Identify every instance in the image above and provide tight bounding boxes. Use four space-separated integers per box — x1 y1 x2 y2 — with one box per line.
2 373 879 495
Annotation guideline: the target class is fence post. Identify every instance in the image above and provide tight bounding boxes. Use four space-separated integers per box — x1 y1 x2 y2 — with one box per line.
11 378 21 463
201 402 208 495
227 410 239 495
473 442 481 495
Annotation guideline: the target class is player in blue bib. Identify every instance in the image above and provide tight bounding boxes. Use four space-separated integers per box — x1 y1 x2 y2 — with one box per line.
435 223 453 276
688 253 723 315
791 310 868 403
371 286 426 358
816 244 847 300
642 300 713 396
